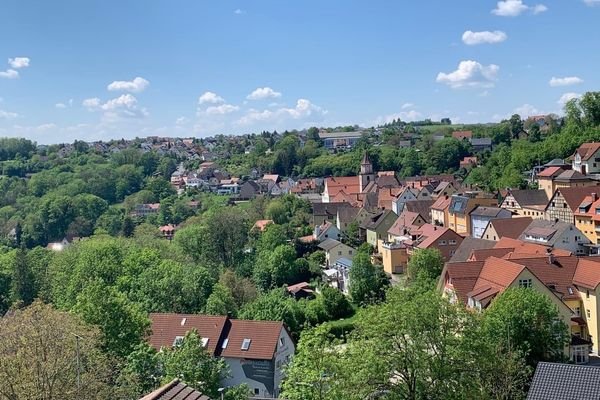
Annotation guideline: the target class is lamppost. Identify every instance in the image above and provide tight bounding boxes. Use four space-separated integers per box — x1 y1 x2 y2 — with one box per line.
217 387 225 400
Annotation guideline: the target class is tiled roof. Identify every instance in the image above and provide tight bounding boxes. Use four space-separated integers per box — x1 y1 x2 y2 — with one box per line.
518 219 575 247
469 247 515 261
388 211 424 236
442 261 485 303
555 169 590 181
487 217 532 239
325 176 361 197
509 190 548 206
574 142 600 161
449 237 496 263
573 258 600 290
527 362 600 400
313 202 351 216
431 195 452 211
404 200 435 223
469 206 507 218
318 238 345 251
510 256 580 301
452 130 473 140
553 187 600 212
252 219 273 232
220 319 284 360
475 257 525 290
139 379 209 400
414 224 461 249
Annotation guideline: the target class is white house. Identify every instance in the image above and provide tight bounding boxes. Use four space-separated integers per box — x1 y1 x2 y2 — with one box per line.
318 238 356 267
572 143 600 175
469 206 512 239
518 219 591 255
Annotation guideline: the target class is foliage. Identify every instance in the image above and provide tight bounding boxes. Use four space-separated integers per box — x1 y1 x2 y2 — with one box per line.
406 248 445 286
348 250 388 305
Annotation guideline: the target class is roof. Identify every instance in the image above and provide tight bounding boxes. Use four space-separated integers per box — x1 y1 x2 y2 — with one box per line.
431 195 452 211
148 313 287 361
361 151 371 165
388 211 425 236
286 282 313 295
449 237 496 263
452 130 472 139
318 131 363 139
537 166 564 178
469 206 507 218
336 206 360 224
509 190 548 207
325 176 361 197
252 219 274 232
318 238 346 251
486 217 532 240
573 258 600 290
527 362 600 400
139 379 209 400
404 200 435 223
313 202 351 217
442 261 485 303
574 142 600 161
413 224 461 249
552 186 600 212
519 219 576 246
470 137 492 146
363 209 396 230
554 169 590 182
449 195 470 214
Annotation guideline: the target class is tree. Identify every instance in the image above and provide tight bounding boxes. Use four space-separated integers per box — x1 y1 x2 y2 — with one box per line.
348 251 388 305
319 285 353 320
205 283 238 317
509 114 524 140
481 288 569 367
119 343 162 396
122 215 135 237
10 248 35 307
240 288 305 335
528 124 542 143
406 248 445 286
0 301 114 400
160 330 228 398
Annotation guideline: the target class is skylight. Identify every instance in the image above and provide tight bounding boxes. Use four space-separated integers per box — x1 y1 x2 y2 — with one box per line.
221 338 229 349
201 337 209 348
241 338 252 350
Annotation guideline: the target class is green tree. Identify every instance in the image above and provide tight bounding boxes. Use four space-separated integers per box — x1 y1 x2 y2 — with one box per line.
509 114 524 140
205 283 238 317
406 248 445 286
528 124 542 143
10 248 35 307
119 343 162 396
319 285 353 320
240 288 305 335
348 251 388 305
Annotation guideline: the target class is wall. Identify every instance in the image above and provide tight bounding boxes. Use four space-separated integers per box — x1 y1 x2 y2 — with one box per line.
325 244 355 267
579 286 600 354
273 328 295 396
381 243 408 274
223 358 275 398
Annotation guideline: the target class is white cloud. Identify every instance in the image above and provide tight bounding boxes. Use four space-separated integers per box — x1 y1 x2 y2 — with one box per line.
514 104 541 117
558 92 581 105
198 91 225 104
462 30 507 45
584 0 600 6
0 69 18 79
372 110 423 125
83 94 148 119
0 109 19 119
100 94 138 111
8 57 30 69
492 0 547 16
237 99 327 126
55 103 67 109
549 76 584 87
83 98 102 109
205 104 240 115
247 87 282 100
234 8 245 14
175 116 189 125
401 103 414 109
436 60 499 89
107 77 150 93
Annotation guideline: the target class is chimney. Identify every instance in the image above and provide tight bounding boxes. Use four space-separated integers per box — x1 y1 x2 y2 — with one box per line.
593 193 598 202
547 249 555 265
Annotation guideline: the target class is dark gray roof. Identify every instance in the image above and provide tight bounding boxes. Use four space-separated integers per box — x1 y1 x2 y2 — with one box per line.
469 206 507 218
519 219 585 247
450 195 469 215
527 362 600 400
337 206 360 224
318 238 344 251
469 138 492 146
510 189 549 206
313 202 351 217
543 158 569 167
404 200 435 223
448 237 496 263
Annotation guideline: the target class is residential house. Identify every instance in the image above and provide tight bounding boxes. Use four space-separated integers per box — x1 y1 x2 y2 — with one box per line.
362 209 398 249
132 203 160 217
545 186 600 224
500 189 548 219
407 224 464 261
159 224 177 240
319 131 363 150
318 238 356 267
572 142 600 175
537 166 567 199
239 181 260 200
469 206 512 239
285 282 315 300
538 166 598 199
323 257 353 295
574 193 600 254
452 130 472 141
447 194 497 235
380 241 409 275
139 379 209 400
322 176 361 203
313 202 352 226
387 210 427 242
336 206 361 233
469 137 493 152
313 221 341 243
459 157 478 170
481 217 532 241
527 362 600 399
518 219 590 255
148 313 295 398
432 181 457 199
431 195 452 227
448 237 496 263
404 200 435 224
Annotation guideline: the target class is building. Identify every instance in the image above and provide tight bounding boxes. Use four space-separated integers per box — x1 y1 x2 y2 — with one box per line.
431 195 451 227
537 166 567 199
574 193 600 254
431 181 457 199
323 257 352 294
239 181 260 200
572 142 600 175
380 241 409 275
527 362 600 399
519 219 590 255
159 224 177 240
318 238 356 267
469 137 493 153
312 202 352 226
148 313 294 398
538 166 599 199
448 237 496 263
469 206 512 239
481 217 532 241
500 189 548 219
132 203 160 217
362 209 398 248
252 219 273 232
319 131 363 150
139 379 209 400
447 194 497 235
452 130 472 140
459 156 478 170
545 186 600 224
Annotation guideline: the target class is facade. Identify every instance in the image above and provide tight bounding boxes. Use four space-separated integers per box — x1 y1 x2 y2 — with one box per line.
148 314 295 398
545 187 600 224
318 238 356 267
572 142 600 175
362 210 398 248
500 189 548 219
431 195 451 227
447 194 497 235
469 206 512 239
319 131 363 150
519 219 590 256
574 193 600 253
380 241 409 275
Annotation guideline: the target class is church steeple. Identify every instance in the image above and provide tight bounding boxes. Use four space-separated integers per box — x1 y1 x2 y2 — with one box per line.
359 151 375 191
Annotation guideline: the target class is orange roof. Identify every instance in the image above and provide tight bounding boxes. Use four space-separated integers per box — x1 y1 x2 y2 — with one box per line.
474 256 525 291
388 211 423 236
574 142 600 161
252 219 274 232
452 130 473 140
443 261 485 303
377 187 404 210
573 258 600 290
537 166 564 178
220 319 284 360
431 195 452 211
325 176 361 197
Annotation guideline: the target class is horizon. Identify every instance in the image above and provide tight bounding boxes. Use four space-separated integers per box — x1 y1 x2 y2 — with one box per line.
0 0 598 144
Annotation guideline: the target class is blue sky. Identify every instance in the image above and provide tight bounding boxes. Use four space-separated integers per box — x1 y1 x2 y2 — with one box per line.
0 0 598 144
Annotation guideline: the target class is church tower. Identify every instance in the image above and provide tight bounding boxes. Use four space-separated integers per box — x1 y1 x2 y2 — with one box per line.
359 151 375 192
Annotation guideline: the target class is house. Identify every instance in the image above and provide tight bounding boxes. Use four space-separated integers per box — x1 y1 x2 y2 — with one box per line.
408 224 463 261
322 176 361 203
519 219 590 255
439 255 595 362
538 166 598 199
380 241 409 275
323 257 353 294
252 219 273 232
387 210 427 242
362 209 398 249
159 224 177 240
313 221 341 242
239 181 260 200
572 142 600 175
448 194 497 235
318 238 356 267
313 202 352 226
469 137 493 152
336 206 361 233
431 181 457 199
448 237 496 263
481 217 532 241
574 193 600 254
285 282 315 300
139 379 210 400
431 195 452 227
537 166 567 198
148 313 294 398
527 362 600 399
469 206 512 239
319 131 363 150
132 203 160 217
500 189 548 219
46 237 72 252
545 186 600 224
452 130 472 141
459 157 478 170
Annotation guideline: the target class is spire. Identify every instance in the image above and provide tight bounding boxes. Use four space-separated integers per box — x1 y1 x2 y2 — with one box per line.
361 151 371 165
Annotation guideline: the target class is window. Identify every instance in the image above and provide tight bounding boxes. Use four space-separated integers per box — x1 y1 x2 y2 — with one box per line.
449 239 457 245
279 337 285 347
254 388 260 395
221 338 229 349
241 338 252 350
574 306 580 316
201 337 209 348
587 290 590 299
438 240 447 246
338 251 342 256
587 309 591 318
552 202 556 207
518 279 532 288
173 336 184 347
349 250 353 255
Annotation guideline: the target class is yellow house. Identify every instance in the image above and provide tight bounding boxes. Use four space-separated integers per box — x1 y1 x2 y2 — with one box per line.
447 194 497 235
379 241 409 275
431 195 451 227
574 194 600 252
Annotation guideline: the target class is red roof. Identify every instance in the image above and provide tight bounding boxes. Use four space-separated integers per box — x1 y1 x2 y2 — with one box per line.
325 176 361 197
220 319 284 360
252 219 274 232
574 142 600 161
431 195 452 211
573 258 600 290
537 166 564 178
452 130 473 140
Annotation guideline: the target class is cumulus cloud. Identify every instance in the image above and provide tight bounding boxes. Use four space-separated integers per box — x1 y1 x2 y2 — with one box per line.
205 104 240 115
8 57 30 69
83 94 148 119
492 0 547 16
372 110 423 126
198 91 225 104
558 92 581 105
514 104 542 117
237 99 327 126
549 76 584 87
247 87 282 100
175 116 189 125
401 103 414 109
436 60 499 89
0 109 19 119
107 77 150 93
0 69 18 79
83 98 102 109
462 30 507 45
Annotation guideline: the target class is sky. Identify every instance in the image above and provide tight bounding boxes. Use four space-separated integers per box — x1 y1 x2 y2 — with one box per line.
0 0 599 144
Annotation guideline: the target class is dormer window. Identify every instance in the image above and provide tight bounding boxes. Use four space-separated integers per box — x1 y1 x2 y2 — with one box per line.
241 338 252 351
173 336 184 347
